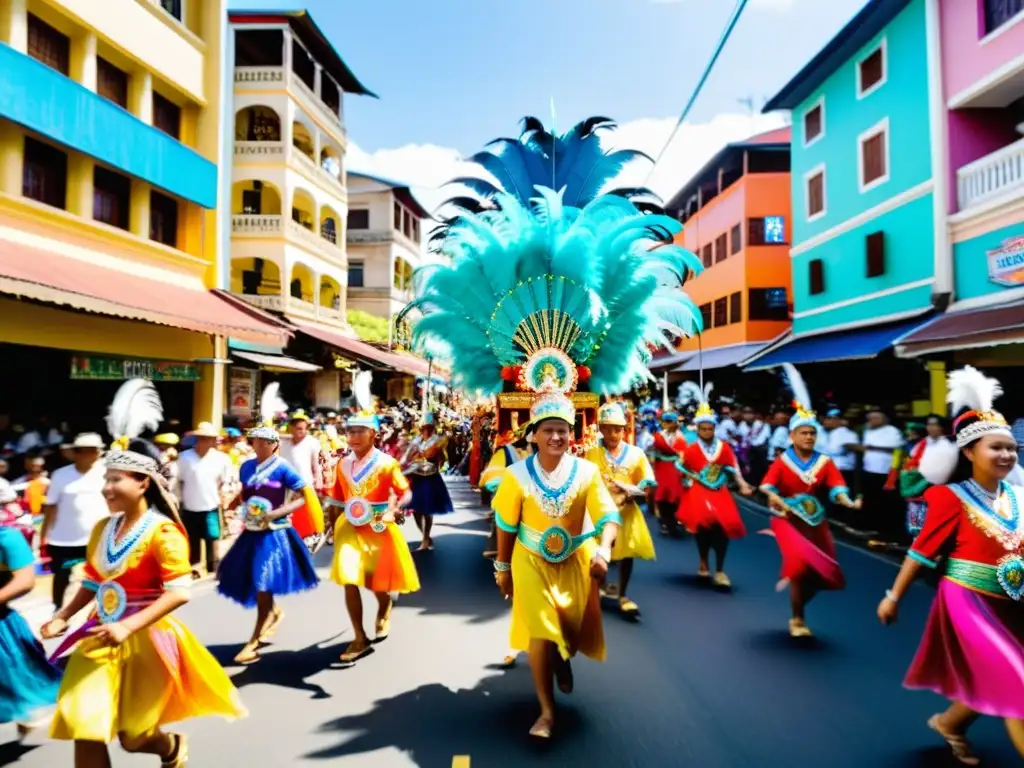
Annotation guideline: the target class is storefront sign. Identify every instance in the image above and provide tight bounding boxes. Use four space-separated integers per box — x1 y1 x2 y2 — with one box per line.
987 236 1024 287
229 367 257 419
70 356 201 381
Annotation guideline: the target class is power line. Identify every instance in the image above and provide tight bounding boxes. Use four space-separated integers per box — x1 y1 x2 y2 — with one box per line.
644 0 751 185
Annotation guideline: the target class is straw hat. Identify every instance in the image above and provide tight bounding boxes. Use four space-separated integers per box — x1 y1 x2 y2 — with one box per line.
192 422 219 438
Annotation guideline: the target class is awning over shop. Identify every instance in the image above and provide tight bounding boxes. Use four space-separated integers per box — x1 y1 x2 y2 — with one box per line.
0 242 290 345
676 343 769 372
896 301 1024 357
231 351 321 373
291 321 430 377
743 315 933 371
649 350 694 373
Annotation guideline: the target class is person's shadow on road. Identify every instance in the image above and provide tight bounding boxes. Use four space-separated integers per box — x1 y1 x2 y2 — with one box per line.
207 634 349 700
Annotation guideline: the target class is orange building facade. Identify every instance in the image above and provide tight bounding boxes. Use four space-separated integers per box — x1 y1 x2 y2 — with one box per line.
664 128 793 372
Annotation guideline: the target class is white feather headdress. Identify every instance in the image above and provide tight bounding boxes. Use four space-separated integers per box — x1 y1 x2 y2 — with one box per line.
780 363 812 410
676 381 702 408
259 382 288 425
353 370 373 412
947 365 1011 450
106 379 162 441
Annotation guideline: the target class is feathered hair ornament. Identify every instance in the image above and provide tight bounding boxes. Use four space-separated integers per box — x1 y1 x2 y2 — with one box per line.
353 370 373 413
692 381 716 425
677 381 702 409
259 383 288 426
780 363 819 432
401 116 703 397
106 379 163 449
947 366 1011 449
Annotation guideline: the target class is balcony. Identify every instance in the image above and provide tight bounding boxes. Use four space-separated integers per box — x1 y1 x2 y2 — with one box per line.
957 137 1024 210
234 141 285 161
288 219 343 259
231 292 345 325
232 214 283 236
234 67 286 89
233 66 345 138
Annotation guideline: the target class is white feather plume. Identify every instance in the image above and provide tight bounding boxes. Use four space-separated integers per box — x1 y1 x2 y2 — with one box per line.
947 366 1003 416
676 381 702 407
106 379 163 439
702 381 713 405
781 363 812 409
354 370 373 411
259 383 288 424
918 437 960 486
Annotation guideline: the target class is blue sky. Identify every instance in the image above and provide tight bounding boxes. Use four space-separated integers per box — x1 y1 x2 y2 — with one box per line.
229 0 867 205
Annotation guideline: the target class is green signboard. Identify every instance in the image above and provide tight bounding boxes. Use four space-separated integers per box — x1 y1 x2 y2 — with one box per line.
70 356 201 382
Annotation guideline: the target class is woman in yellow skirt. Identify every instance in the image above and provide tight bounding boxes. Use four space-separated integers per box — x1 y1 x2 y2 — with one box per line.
41 439 245 768
325 412 420 665
585 402 656 615
493 392 620 739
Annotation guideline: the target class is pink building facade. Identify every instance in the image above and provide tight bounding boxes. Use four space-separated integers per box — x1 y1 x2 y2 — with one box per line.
938 0 1024 309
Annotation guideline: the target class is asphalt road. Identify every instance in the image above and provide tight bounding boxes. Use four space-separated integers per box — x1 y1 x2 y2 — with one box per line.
1 480 1019 767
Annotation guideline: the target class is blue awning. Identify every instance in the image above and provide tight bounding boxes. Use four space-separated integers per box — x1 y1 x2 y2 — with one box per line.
743 315 933 371
676 343 768 372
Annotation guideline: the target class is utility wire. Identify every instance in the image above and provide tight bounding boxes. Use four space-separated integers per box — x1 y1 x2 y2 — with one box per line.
644 0 751 185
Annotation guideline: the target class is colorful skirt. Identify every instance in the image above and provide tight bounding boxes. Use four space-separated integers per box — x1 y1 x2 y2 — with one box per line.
675 484 746 539
50 614 245 741
0 607 61 724
653 462 684 504
408 473 454 516
216 527 320 608
906 499 927 536
509 540 604 661
331 519 420 594
611 501 656 561
904 578 1024 719
769 516 845 590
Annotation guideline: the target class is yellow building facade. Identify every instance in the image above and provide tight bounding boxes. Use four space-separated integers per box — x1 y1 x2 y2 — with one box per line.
0 0 286 434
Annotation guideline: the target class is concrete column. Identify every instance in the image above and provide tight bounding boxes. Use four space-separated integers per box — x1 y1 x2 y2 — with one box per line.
314 63 322 97
130 179 151 239
1 0 28 53
71 31 97 91
282 28 292 87
0 121 24 197
129 70 153 125
927 360 947 416
193 337 228 428
66 155 94 219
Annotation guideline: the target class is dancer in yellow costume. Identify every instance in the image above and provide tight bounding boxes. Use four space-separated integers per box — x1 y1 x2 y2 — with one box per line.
325 411 420 665
41 380 244 768
585 402 656 615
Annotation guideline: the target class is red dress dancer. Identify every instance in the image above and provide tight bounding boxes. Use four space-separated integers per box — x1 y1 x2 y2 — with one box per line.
675 402 754 587
651 413 686 535
760 404 860 637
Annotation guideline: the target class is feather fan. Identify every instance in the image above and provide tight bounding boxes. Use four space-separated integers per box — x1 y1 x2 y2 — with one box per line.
780 363 812 409
947 365 1003 416
106 379 162 440
259 383 288 424
353 370 373 412
677 381 702 408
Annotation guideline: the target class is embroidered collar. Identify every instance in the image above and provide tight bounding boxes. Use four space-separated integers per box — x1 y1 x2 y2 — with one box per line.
100 510 156 576
344 449 382 494
525 454 580 519
781 449 829 486
248 455 280 488
698 439 722 463
602 441 628 466
951 480 1023 551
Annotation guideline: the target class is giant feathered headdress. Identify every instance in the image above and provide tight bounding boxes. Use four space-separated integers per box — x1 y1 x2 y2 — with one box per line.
781 363 819 432
677 381 702 409
401 119 702 397
106 379 163 448
250 382 288 442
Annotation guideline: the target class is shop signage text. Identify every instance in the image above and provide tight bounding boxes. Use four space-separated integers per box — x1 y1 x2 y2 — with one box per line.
70 356 201 381
987 236 1024 287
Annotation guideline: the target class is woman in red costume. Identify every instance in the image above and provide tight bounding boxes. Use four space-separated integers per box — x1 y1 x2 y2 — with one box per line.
675 397 754 587
759 364 861 638
651 412 686 536
878 367 1024 764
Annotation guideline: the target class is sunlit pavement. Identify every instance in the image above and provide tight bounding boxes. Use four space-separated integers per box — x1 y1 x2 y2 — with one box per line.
1 480 1019 766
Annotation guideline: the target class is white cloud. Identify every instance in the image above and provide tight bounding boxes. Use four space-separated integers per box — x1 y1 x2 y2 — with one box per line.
346 111 788 215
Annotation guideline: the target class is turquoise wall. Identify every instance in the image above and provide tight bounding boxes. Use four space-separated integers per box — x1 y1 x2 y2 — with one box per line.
791 192 935 334
0 43 216 208
787 0 935 332
953 219 1024 302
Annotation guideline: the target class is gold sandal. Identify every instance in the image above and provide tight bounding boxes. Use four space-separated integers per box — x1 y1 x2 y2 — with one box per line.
233 642 260 665
928 715 980 765
788 619 813 638
259 608 284 641
619 597 639 614
529 715 554 739
161 733 189 767
375 616 391 641
339 640 372 664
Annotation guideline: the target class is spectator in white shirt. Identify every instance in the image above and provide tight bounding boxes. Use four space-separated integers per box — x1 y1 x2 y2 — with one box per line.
176 422 233 577
715 407 739 446
767 409 791 459
854 410 904 542
822 409 859 473
279 411 322 492
41 432 108 610
735 406 771 483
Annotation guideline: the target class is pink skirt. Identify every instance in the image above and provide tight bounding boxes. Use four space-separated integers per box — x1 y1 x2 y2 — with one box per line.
675 484 746 539
769 516 844 590
904 578 1024 719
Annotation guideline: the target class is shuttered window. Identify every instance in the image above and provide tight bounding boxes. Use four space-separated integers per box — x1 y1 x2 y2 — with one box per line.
153 92 181 139
807 170 825 218
729 292 742 324
97 58 129 109
730 223 742 254
702 243 712 269
804 104 822 143
866 231 885 278
713 297 728 328
27 14 69 75
861 128 888 188
809 259 825 296
714 233 728 264
858 46 885 95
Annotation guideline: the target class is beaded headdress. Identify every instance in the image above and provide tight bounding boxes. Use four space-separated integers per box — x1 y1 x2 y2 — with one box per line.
692 382 716 425
949 366 1012 449
346 411 381 431
597 402 628 427
782 364 820 432
398 116 703 399
247 425 280 442
529 388 576 429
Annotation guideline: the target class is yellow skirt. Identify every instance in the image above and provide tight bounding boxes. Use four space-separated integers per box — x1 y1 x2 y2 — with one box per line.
611 502 656 561
50 615 245 742
330 519 420 594
509 540 605 662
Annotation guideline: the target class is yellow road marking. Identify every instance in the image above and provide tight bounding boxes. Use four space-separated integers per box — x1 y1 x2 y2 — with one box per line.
452 757 470 768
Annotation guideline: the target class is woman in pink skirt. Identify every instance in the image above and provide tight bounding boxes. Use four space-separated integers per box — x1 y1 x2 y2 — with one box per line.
878 367 1024 764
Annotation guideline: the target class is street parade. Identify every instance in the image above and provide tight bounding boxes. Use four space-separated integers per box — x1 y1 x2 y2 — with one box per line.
2 0 1024 765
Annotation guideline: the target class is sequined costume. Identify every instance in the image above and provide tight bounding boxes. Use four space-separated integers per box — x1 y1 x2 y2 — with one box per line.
585 441 656 561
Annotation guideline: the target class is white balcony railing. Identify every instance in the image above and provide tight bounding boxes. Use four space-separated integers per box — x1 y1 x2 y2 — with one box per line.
235 294 284 312
232 214 283 235
957 137 1024 210
234 66 286 88
293 76 343 128
235 141 285 160
231 293 346 326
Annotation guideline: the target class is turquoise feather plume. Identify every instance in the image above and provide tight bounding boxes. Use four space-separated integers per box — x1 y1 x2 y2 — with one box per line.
400 187 704 396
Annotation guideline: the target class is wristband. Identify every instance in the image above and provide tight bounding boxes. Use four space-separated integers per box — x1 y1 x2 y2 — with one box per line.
493 560 511 572
885 589 899 603
594 546 612 563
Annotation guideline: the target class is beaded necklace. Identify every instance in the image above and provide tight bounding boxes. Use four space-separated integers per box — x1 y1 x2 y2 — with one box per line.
344 449 381 496
955 480 1023 551
526 453 579 519
248 455 280 489
100 510 156 576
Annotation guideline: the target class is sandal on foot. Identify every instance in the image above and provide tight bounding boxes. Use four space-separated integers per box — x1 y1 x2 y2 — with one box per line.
501 653 517 667
788 619 813 638
339 640 372 664
928 715 981 765
529 716 554 739
619 597 640 614
697 567 710 578
233 642 261 665
374 616 391 641
260 609 284 641
713 572 732 588
162 733 189 767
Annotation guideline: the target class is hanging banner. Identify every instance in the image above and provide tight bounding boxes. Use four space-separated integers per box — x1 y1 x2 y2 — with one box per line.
70 356 200 381
229 367 258 419
987 236 1024 287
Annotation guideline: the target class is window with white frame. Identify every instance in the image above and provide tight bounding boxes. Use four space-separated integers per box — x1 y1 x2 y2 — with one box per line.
803 97 824 147
857 38 887 98
805 165 826 221
858 118 890 192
